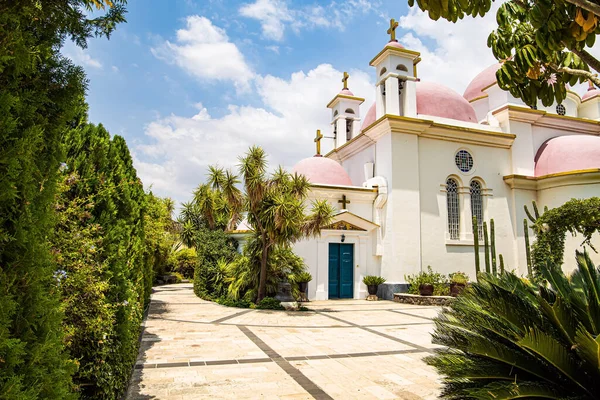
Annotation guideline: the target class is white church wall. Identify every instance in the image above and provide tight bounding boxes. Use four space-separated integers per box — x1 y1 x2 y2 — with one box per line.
506 120 536 176
531 126 587 155
579 99 600 120
417 137 515 279
471 98 490 123
341 145 376 186
509 187 538 276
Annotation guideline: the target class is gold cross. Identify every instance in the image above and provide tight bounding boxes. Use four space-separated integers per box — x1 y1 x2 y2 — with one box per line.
387 18 399 42
338 194 351 209
314 129 323 155
342 72 349 90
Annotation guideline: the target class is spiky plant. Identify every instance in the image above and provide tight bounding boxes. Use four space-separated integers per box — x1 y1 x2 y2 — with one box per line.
426 250 600 399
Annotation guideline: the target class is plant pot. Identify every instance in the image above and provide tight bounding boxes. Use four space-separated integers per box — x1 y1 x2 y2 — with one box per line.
367 284 378 295
419 283 434 296
298 282 308 294
450 282 466 297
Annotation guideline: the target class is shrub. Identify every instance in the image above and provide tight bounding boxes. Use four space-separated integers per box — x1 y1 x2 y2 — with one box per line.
363 275 386 286
426 250 600 399
255 297 285 310
294 271 313 283
405 266 448 296
448 271 469 284
193 229 238 298
171 248 197 279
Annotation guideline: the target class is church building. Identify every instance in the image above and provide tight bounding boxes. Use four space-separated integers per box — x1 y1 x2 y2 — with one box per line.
245 20 600 300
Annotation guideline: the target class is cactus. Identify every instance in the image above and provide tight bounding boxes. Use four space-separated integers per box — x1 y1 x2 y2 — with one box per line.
483 221 491 274
524 218 533 279
490 219 497 276
472 216 480 280
499 254 505 274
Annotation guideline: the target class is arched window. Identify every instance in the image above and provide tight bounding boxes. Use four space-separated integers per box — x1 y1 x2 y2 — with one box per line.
396 64 408 72
345 108 355 114
380 67 387 76
470 180 483 238
446 178 460 240
346 119 353 141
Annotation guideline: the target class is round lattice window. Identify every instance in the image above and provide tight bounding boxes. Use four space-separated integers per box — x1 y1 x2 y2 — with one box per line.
455 150 474 173
556 104 566 116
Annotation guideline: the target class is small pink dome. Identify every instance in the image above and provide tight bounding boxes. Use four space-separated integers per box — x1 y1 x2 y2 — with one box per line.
339 88 355 96
361 103 377 130
534 135 600 177
292 156 353 186
582 86 600 101
416 81 478 122
386 41 405 50
464 62 502 102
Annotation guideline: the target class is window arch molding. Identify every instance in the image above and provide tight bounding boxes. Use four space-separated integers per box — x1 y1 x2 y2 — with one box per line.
469 178 485 238
445 176 461 240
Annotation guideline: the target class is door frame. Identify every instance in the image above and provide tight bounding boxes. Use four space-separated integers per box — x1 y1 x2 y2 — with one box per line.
328 243 354 299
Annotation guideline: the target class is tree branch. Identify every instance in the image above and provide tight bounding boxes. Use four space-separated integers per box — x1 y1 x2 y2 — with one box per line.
549 63 600 87
568 47 600 74
565 0 600 17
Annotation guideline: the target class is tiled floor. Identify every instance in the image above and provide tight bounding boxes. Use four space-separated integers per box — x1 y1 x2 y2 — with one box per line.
126 283 442 400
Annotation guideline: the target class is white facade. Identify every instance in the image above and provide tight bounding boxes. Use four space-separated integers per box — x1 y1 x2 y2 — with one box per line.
286 41 600 300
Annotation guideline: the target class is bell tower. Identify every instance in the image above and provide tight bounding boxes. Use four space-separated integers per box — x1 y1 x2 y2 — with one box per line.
326 72 365 149
370 18 421 119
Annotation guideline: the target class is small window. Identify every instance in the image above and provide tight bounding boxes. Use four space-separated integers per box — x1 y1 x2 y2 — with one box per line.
455 150 474 173
346 119 353 141
345 108 355 114
334 110 338 117
380 67 387 76
556 104 566 115
396 64 408 72
470 180 483 238
446 178 460 240
381 83 386 96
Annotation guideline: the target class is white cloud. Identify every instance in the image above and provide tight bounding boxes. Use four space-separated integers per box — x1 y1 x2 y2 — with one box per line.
64 46 103 69
151 16 254 89
239 0 381 42
111 65 119 73
398 5 501 95
135 64 375 203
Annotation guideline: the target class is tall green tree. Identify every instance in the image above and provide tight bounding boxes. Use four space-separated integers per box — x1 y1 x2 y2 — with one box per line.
210 146 335 302
408 0 600 106
0 1 126 398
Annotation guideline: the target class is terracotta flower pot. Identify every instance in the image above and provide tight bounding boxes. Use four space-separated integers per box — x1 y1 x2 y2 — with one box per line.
367 284 378 295
450 282 465 297
419 283 434 296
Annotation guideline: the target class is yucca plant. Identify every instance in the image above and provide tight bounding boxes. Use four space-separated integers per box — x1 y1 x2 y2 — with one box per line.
427 249 600 399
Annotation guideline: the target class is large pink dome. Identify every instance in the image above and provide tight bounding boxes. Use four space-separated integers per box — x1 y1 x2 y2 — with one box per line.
292 156 353 186
416 81 477 122
463 62 502 102
361 102 377 130
534 135 600 177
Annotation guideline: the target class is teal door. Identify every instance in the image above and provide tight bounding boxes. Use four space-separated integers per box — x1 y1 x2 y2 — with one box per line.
328 243 354 299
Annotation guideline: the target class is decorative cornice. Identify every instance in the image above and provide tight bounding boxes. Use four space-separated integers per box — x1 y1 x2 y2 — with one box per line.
369 46 421 67
504 169 600 191
493 105 600 134
326 94 365 109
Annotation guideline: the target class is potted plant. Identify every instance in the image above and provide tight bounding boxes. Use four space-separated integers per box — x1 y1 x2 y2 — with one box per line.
419 282 434 296
405 266 448 297
449 271 469 297
296 272 312 302
363 275 386 299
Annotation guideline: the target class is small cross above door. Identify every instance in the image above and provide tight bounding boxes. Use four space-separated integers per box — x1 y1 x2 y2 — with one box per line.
338 194 351 209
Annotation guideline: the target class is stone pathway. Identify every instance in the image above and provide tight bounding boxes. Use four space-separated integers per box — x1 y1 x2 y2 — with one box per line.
126 283 442 400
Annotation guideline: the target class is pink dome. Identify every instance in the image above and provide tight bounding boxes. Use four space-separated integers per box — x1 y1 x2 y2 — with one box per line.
292 156 353 186
339 88 355 96
464 62 502 102
361 102 377 130
416 81 478 122
534 135 600 177
386 41 405 50
582 86 600 101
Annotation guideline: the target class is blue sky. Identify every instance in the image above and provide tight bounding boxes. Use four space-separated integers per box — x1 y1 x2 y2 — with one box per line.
65 0 510 205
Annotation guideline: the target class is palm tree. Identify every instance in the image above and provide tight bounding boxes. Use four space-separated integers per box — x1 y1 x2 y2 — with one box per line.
212 146 334 301
427 249 600 399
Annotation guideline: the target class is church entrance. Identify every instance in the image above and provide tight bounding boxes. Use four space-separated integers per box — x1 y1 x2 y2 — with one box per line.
328 243 354 299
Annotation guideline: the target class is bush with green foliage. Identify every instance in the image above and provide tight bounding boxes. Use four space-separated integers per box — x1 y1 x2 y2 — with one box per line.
255 297 285 310
0 1 127 398
192 229 238 299
294 272 313 283
363 276 386 286
144 193 177 286
427 249 600 399
405 266 448 296
448 272 469 285
171 248 198 279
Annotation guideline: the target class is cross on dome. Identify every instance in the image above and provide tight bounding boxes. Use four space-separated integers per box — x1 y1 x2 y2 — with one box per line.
342 72 349 90
387 18 399 42
314 129 323 156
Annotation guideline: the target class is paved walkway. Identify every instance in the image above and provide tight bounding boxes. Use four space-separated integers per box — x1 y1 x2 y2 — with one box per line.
126 283 442 400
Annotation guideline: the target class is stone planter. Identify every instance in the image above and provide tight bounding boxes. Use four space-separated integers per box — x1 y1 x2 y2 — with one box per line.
367 284 378 295
418 283 434 296
450 282 466 297
298 281 308 302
